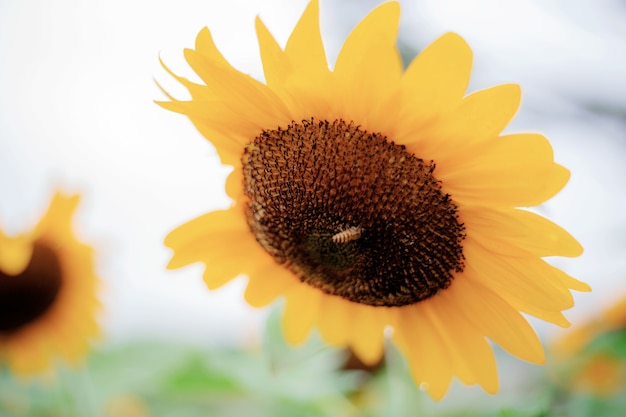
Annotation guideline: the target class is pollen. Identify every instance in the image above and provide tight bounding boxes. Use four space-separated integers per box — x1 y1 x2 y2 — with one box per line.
242 119 465 307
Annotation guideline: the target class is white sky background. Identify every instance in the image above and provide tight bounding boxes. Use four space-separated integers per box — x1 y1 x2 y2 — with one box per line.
0 0 625 348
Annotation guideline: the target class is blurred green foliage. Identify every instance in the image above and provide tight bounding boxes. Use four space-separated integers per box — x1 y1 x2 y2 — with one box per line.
1 307 625 417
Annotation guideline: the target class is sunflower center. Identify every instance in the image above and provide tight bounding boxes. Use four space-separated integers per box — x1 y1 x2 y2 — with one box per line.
242 119 465 307
0 243 63 333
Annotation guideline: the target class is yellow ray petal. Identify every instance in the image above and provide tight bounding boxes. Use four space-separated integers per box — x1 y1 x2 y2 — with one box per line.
335 2 401 78
439 134 568 207
5 337 50 375
225 166 245 201
463 207 583 258
420 301 473 386
52 313 94 358
400 32 472 124
184 49 290 126
431 83 521 144
317 295 352 346
255 17 290 89
333 2 402 123
282 284 322 345
164 208 267 279
167 229 253 270
447 276 545 364
165 208 247 250
401 84 520 161
244 262 297 308
550 265 591 292
200 241 267 291
393 305 453 400
284 0 328 78
426 295 499 393
500 294 572 328
155 98 252 167
348 305 386 365
157 56 221 103
36 192 79 236
194 27 232 68
0 232 34 275
537 163 571 205
463 240 575 311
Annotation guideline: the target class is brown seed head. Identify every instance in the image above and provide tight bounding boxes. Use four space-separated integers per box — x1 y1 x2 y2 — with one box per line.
242 119 465 307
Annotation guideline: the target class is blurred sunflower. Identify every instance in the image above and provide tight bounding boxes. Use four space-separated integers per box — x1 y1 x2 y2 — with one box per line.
159 0 589 399
0 192 100 375
552 296 626 396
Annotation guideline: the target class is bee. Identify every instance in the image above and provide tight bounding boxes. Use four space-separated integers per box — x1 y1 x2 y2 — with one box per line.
332 226 363 243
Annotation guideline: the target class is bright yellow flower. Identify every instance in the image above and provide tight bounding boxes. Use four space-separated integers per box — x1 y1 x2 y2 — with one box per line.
571 355 625 397
0 192 100 375
159 1 589 399
552 295 626 396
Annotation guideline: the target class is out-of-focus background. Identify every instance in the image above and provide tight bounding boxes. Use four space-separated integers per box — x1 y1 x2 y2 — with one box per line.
1 0 625 416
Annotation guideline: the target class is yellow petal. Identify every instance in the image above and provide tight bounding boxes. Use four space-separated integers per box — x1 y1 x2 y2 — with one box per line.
157 56 210 101
194 27 232 68
167 228 252 270
255 16 290 89
317 295 351 346
501 294 572 328
164 207 270 288
420 302 474 386
401 32 472 124
5 336 50 375
282 284 322 345
446 276 545 364
333 2 402 123
436 83 520 142
200 240 267 290
348 305 386 366
184 49 290 126
0 232 34 275
225 166 244 201
463 239 575 311
550 264 591 293
463 207 583 258
165 208 247 252
426 295 499 393
403 84 520 166
439 134 568 207
155 99 247 166
244 262 296 308
284 0 328 79
393 305 453 401
335 2 401 79
35 192 79 237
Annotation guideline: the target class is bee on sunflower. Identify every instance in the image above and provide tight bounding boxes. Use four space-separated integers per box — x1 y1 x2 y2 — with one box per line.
158 0 589 399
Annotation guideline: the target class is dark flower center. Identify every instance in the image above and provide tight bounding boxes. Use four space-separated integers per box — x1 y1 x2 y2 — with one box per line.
0 242 63 333
242 119 465 307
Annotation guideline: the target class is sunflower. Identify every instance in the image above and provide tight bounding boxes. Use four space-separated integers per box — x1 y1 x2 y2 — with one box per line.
551 296 626 396
0 192 100 376
159 0 589 399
